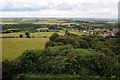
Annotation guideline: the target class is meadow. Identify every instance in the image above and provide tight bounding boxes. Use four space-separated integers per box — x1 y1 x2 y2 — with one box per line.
2 30 84 61
1 30 84 38
2 38 48 61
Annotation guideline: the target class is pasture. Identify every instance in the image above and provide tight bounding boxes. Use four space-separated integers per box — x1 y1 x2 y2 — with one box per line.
1 30 84 38
1 30 65 38
2 38 48 61
2 30 84 61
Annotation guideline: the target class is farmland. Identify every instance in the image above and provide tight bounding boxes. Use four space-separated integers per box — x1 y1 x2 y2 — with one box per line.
0 22 18 24
1 31 65 38
2 30 84 61
1 30 84 38
33 21 79 26
2 38 48 61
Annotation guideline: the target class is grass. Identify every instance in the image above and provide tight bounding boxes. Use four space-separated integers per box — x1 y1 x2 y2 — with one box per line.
2 38 48 61
30 30 65 38
1 32 25 38
1 31 65 38
1 30 84 38
69 31 84 36
2 30 84 61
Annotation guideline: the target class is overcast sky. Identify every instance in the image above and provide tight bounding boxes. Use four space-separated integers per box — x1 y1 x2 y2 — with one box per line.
0 0 119 18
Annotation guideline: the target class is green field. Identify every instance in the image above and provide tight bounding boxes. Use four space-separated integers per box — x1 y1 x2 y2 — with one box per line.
2 30 84 61
1 31 65 38
1 30 84 38
2 38 49 61
1 32 46 38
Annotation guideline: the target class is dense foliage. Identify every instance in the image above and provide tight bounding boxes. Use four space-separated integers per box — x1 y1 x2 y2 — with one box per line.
2 32 120 79
2 24 63 33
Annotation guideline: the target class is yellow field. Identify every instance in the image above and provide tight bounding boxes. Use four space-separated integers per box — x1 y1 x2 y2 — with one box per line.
33 21 79 26
0 22 18 24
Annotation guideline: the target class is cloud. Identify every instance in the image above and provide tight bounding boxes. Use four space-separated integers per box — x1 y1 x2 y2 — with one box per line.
1 0 75 11
1 0 51 11
0 0 119 18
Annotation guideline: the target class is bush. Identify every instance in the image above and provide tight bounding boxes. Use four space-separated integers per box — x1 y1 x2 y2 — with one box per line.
19 34 23 38
25 32 31 38
50 33 59 41
101 48 115 57
2 60 14 80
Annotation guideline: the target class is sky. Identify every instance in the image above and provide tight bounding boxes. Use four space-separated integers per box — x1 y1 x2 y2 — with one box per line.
0 0 119 18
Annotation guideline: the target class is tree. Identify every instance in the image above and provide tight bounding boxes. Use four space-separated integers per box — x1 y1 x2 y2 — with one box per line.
2 60 14 80
49 33 59 41
114 32 120 55
19 34 23 38
115 32 120 44
101 48 115 57
25 32 30 38
45 41 55 48
78 40 89 48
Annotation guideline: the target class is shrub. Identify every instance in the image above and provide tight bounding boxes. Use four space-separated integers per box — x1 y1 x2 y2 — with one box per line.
50 33 59 41
25 32 31 38
19 34 23 38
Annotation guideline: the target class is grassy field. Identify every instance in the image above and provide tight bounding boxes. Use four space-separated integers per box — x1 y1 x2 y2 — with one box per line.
2 30 84 61
31 30 65 38
1 31 65 38
2 38 49 61
1 30 84 38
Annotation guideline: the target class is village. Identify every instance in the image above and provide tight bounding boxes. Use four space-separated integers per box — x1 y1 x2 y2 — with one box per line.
80 28 119 37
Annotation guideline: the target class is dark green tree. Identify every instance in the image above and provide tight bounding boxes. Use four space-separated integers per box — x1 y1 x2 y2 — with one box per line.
25 32 30 38
19 34 23 38
49 33 59 41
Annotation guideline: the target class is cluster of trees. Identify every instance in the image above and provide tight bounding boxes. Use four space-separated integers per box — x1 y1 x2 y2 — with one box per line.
72 22 118 30
46 32 117 54
1 32 31 38
2 24 64 33
2 31 120 79
19 32 30 38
